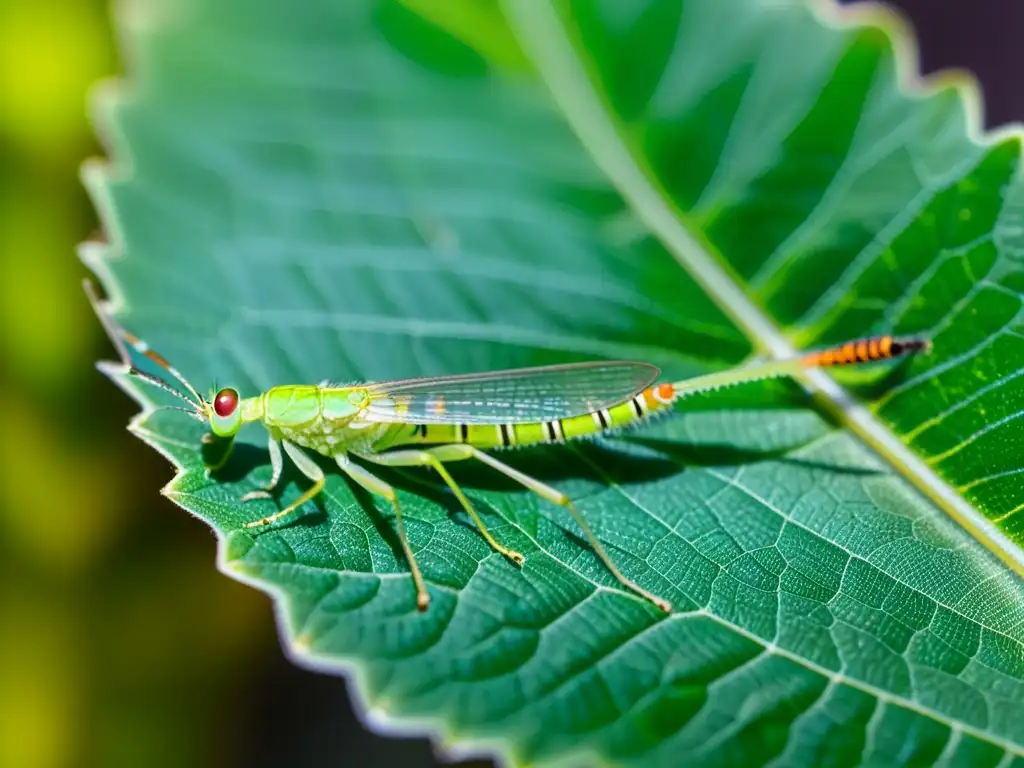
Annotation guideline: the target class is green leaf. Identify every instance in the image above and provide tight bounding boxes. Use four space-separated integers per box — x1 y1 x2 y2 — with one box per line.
84 0 1024 765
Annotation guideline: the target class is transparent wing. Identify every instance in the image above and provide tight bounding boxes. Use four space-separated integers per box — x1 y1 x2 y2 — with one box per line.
362 361 660 424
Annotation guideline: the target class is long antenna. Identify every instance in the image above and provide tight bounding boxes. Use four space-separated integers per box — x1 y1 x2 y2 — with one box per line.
117 328 207 408
83 278 207 412
153 405 208 422
128 367 203 412
83 278 132 366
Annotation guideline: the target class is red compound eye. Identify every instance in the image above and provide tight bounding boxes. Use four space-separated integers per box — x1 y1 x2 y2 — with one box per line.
214 388 239 418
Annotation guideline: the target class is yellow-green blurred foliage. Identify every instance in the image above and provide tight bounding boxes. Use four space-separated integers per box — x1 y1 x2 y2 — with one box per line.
0 2 275 766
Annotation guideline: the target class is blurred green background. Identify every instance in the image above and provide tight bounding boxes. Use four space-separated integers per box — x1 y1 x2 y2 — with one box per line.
0 1 1018 766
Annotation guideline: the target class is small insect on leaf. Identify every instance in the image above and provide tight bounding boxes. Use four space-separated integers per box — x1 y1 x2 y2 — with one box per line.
88 279 931 616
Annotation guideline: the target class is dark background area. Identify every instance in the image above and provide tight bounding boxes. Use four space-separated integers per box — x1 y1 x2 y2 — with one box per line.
0 1 1018 767
874 0 1022 128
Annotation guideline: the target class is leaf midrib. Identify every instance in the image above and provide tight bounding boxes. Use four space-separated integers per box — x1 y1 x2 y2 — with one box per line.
501 0 1024 579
